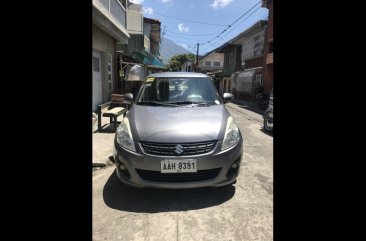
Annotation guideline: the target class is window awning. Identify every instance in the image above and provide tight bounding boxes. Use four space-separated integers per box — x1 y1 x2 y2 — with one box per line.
132 49 167 69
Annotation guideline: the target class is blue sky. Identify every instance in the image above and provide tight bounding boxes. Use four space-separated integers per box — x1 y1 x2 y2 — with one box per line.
129 0 268 55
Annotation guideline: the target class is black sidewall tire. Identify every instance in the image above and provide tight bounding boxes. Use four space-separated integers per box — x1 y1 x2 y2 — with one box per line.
264 112 273 132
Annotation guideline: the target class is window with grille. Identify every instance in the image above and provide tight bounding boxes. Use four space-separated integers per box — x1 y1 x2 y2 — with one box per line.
93 57 100 72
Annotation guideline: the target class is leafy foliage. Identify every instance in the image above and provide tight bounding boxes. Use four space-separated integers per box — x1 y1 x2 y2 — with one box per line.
168 53 195 71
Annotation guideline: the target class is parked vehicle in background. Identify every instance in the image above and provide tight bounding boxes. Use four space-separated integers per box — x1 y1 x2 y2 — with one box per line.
259 92 269 110
263 89 273 133
255 85 269 110
113 72 243 189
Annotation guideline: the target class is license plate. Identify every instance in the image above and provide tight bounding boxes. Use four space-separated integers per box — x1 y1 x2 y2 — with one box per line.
161 159 197 173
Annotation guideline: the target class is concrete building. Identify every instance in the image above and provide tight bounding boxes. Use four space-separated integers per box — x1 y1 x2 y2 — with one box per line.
119 2 144 56
180 60 195 72
92 0 130 112
236 20 267 100
197 52 224 74
262 0 273 95
143 18 162 57
117 10 166 96
217 20 267 100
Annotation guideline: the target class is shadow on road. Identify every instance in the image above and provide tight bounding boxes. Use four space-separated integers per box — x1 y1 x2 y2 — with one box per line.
237 104 264 116
97 124 119 133
230 99 264 116
103 170 236 213
260 128 273 137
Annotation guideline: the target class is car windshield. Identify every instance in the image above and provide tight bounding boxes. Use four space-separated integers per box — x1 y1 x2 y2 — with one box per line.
136 77 223 106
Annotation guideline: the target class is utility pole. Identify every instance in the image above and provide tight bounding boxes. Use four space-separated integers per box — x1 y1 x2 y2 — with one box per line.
196 43 199 72
160 26 166 56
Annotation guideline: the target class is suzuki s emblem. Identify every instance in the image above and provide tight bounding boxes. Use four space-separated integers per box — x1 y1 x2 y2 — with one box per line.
174 144 184 155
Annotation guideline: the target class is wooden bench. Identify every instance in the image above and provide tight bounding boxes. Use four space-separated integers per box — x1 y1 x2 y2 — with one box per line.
111 94 132 110
98 102 127 132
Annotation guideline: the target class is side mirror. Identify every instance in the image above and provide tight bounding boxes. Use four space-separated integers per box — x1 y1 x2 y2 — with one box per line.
124 93 134 101
223 93 234 100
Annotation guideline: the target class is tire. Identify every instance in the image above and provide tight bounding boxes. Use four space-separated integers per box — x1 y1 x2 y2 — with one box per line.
264 111 273 132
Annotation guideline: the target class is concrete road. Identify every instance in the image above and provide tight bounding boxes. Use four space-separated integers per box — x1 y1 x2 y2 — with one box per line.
93 102 273 241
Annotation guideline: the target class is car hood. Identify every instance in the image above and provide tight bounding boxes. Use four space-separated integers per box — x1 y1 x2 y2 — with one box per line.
127 105 230 143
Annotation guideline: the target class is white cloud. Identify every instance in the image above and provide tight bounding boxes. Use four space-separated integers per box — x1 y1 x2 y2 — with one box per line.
143 7 154 14
158 0 172 3
210 0 233 10
178 23 189 32
178 43 189 50
130 0 144 4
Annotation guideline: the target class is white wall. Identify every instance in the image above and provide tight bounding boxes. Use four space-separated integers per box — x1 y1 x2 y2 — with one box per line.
127 4 143 34
198 52 224 71
93 25 117 103
241 28 266 63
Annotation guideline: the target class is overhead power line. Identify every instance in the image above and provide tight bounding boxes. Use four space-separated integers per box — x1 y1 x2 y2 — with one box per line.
229 1 262 27
200 0 262 45
198 2 264 54
161 38 201 47
165 33 207 42
161 1 265 58
165 30 220 36
153 11 230 26
221 6 262 39
188 45 197 53
200 21 268 56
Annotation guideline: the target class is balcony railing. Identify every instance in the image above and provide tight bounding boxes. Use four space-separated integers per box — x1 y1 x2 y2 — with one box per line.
98 0 126 27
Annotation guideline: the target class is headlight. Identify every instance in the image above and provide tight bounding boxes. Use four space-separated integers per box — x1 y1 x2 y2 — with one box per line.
221 116 240 150
116 117 136 152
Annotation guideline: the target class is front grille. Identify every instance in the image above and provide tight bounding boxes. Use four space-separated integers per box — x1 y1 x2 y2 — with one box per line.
135 168 221 182
140 141 217 156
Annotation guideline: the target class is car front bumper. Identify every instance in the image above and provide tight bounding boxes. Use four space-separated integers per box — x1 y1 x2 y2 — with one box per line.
113 137 243 189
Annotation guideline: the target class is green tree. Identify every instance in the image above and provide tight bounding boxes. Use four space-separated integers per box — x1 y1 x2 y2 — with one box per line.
168 53 195 71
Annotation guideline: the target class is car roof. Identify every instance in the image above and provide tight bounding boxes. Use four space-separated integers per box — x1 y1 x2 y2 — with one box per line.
147 72 209 78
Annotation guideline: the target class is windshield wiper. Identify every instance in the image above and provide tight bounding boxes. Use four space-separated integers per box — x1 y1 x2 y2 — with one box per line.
137 101 180 107
167 101 211 106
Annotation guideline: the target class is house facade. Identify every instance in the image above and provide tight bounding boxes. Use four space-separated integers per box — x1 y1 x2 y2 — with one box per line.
234 20 267 100
180 60 195 72
216 44 241 95
197 52 224 74
262 0 273 95
143 18 161 57
92 0 130 112
116 5 166 96
217 20 267 100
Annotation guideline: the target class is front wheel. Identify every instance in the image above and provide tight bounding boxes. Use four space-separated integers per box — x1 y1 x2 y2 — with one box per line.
264 111 273 132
